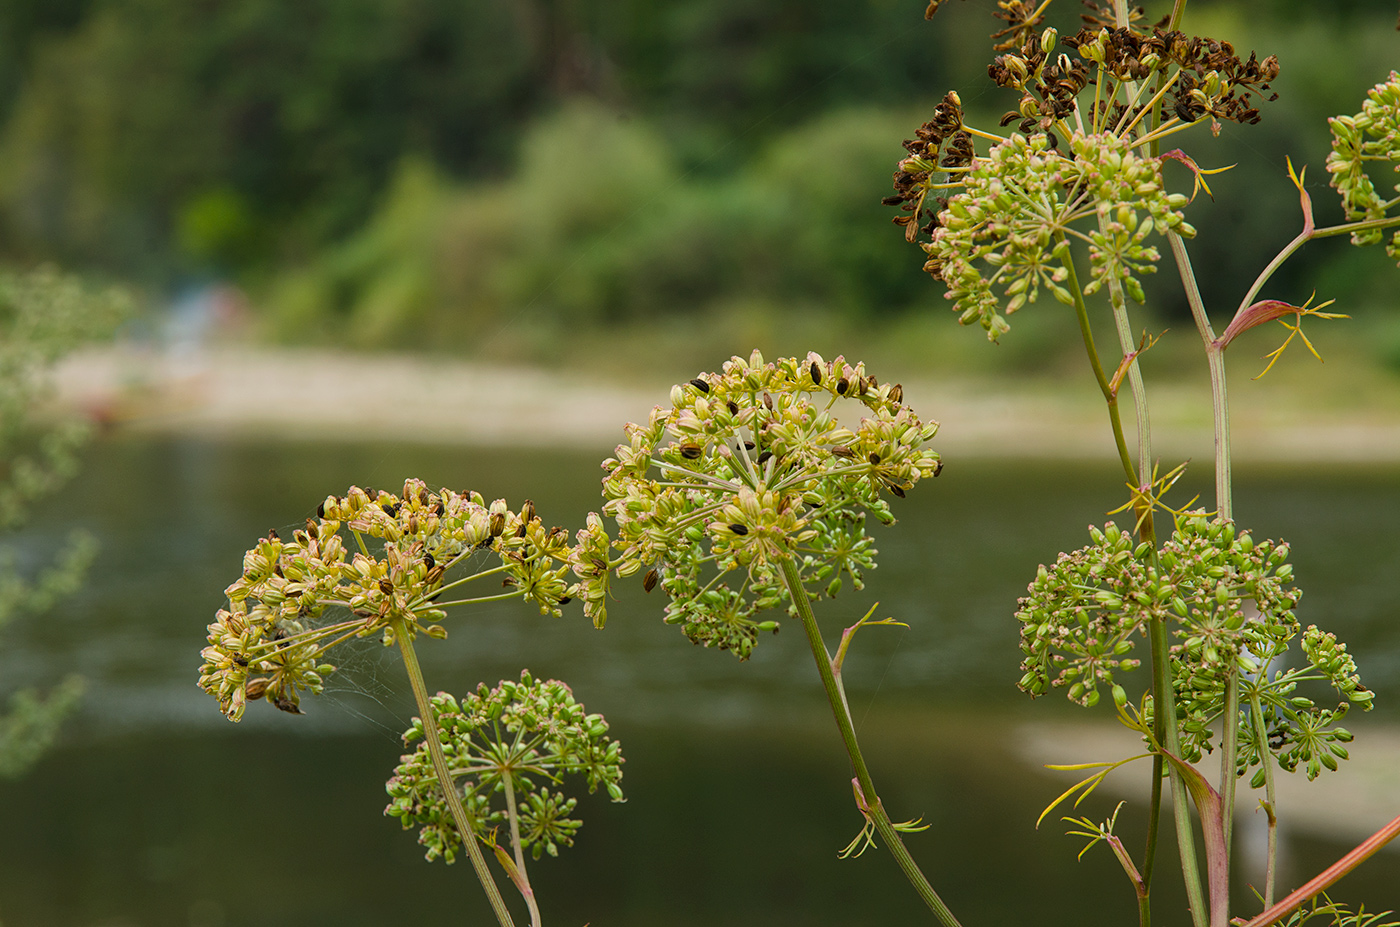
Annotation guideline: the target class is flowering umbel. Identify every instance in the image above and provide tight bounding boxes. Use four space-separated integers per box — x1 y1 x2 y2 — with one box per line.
199 480 577 720
889 16 1286 339
594 350 941 658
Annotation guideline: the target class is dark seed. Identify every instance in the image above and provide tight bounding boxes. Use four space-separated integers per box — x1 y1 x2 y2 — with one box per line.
889 484 906 498
689 378 710 394
521 499 536 524
869 452 881 465
316 502 326 518
727 400 739 415
424 553 435 570
379 579 394 595
742 440 755 450
810 362 822 385
836 378 849 394
763 392 774 410
729 524 749 536
558 596 572 605
643 569 659 592
679 444 702 459
757 450 773 465
889 384 904 404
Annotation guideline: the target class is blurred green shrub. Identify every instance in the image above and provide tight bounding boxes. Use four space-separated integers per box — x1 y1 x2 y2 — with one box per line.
0 266 127 778
263 103 935 349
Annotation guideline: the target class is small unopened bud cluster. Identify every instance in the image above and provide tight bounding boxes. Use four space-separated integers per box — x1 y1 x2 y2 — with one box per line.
385 671 624 863
1327 71 1400 263
597 350 940 658
1017 512 1372 780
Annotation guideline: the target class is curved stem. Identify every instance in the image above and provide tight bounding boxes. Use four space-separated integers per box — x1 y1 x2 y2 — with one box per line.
393 617 518 927
409 563 512 609
778 558 962 927
1097 209 1154 488
1057 236 1138 483
1239 214 1400 323
502 775 543 927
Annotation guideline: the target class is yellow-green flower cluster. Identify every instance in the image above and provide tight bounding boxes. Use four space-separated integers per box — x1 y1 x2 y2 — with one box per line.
927 131 1192 340
200 480 578 721
597 350 941 658
1327 71 1400 263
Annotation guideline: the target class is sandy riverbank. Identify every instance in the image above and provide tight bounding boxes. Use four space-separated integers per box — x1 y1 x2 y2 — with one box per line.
51 344 1400 463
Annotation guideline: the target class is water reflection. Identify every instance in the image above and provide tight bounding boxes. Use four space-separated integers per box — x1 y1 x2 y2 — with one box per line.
1 436 1397 925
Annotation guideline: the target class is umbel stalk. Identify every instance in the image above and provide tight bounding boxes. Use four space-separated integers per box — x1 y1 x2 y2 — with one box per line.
780 558 963 927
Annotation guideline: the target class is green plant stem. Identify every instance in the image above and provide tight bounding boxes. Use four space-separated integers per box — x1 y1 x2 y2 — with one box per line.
502 775 543 927
1057 237 1138 483
1099 215 1155 487
392 617 518 927
1148 616 1209 927
1169 232 1232 521
1062 238 1204 919
779 558 962 927
1248 692 1280 907
1237 215 1400 324
1220 668 1239 876
1143 757 1164 893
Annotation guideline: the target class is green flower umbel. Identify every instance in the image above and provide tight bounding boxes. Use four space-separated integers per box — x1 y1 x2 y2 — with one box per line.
385 671 624 864
595 350 942 658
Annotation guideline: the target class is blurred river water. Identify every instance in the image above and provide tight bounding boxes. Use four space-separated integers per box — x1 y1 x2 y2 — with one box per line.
2 436 1399 926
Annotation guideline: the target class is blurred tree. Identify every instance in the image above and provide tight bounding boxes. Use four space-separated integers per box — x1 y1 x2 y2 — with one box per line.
0 0 970 280
0 0 540 277
0 0 1394 334
0 266 126 778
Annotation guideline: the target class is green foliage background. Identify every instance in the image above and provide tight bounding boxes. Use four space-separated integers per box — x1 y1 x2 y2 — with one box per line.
0 0 1396 364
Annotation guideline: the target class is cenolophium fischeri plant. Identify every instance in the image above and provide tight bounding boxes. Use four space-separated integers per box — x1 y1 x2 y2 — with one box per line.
887 1 1400 926
196 2 1400 925
199 482 622 927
